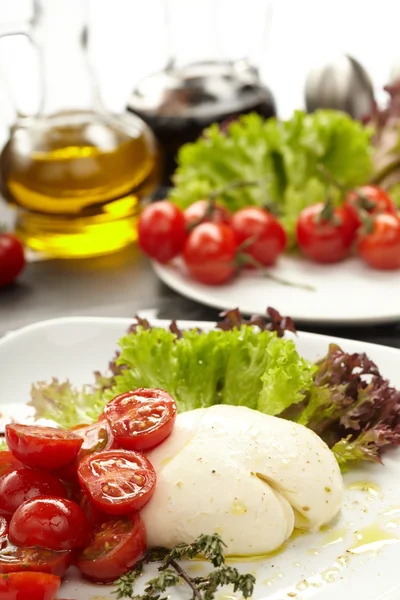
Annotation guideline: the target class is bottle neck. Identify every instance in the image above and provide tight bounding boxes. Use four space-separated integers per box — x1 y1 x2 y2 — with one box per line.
34 0 99 116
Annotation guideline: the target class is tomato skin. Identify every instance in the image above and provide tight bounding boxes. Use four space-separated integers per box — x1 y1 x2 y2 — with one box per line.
0 469 66 517
104 389 177 451
184 200 232 228
9 496 91 551
231 207 287 267
357 213 400 270
0 545 71 577
0 234 25 288
78 450 156 515
138 201 187 263
0 452 24 480
345 185 396 226
0 517 8 549
80 493 107 528
183 223 238 284
296 203 356 264
5 424 82 471
0 572 60 600
75 513 146 583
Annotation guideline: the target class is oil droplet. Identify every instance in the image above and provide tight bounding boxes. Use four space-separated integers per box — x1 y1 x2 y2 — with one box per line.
231 499 248 515
263 577 276 586
187 563 207 574
161 456 172 467
293 562 301 568
228 544 285 562
307 548 319 556
337 555 349 567
296 580 309 591
347 481 381 496
386 518 400 529
348 524 399 554
322 528 348 547
290 528 306 541
321 568 340 583
383 506 400 517
287 593 297 598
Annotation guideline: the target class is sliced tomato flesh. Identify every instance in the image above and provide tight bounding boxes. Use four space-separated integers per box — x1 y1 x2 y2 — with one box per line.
77 449 156 515
75 513 146 583
5 424 82 470
104 388 177 451
0 572 61 600
0 517 8 549
0 545 71 576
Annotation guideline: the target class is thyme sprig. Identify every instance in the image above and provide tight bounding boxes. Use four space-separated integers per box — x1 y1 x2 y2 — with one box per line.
114 534 256 600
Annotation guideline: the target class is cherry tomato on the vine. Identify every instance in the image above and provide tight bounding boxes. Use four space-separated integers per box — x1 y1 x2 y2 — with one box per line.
5 424 82 471
357 213 400 270
184 200 232 228
0 468 66 516
231 207 287 267
78 449 156 515
75 513 146 583
138 201 187 263
183 222 238 284
345 185 396 227
104 388 176 451
0 233 25 288
0 572 60 600
296 203 357 264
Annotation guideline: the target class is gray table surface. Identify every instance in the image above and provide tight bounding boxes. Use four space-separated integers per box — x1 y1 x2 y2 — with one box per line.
1 241 400 349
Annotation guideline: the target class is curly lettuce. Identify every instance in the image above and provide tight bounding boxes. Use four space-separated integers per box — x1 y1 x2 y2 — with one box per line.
169 111 373 242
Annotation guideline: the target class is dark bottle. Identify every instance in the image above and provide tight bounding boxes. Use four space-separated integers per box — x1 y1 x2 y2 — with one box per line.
127 60 276 185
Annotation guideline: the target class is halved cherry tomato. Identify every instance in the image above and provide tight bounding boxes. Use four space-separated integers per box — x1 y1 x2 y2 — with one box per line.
78 450 156 515
345 185 396 227
231 207 287 267
9 496 91 551
5 424 82 471
0 517 8 549
0 545 71 576
184 200 232 228
73 420 116 459
296 203 357 263
75 513 146 583
0 451 24 480
0 469 66 516
0 572 60 600
104 389 177 451
357 213 400 270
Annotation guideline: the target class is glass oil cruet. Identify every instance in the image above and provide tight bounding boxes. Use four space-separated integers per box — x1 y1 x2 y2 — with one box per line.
0 0 159 258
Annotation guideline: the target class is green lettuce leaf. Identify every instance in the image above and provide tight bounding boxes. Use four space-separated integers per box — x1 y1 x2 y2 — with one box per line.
169 110 373 242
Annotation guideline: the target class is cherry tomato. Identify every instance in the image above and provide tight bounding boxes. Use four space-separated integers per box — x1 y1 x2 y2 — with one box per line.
0 517 8 549
138 201 187 263
73 420 116 459
357 213 400 270
0 572 60 600
231 207 287 267
0 451 24 480
5 424 82 471
345 185 396 227
184 200 232 228
183 223 238 284
0 545 71 576
0 468 66 516
75 513 146 583
0 234 25 288
9 496 91 551
296 203 357 264
104 389 177 451
78 449 156 515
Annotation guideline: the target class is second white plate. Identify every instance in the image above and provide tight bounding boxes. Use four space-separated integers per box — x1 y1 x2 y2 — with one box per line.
153 255 400 324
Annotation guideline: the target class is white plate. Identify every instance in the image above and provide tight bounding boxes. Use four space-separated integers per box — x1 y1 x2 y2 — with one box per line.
1 317 400 600
153 256 400 325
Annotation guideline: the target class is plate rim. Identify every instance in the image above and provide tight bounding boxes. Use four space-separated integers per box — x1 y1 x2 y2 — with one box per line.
153 260 400 326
